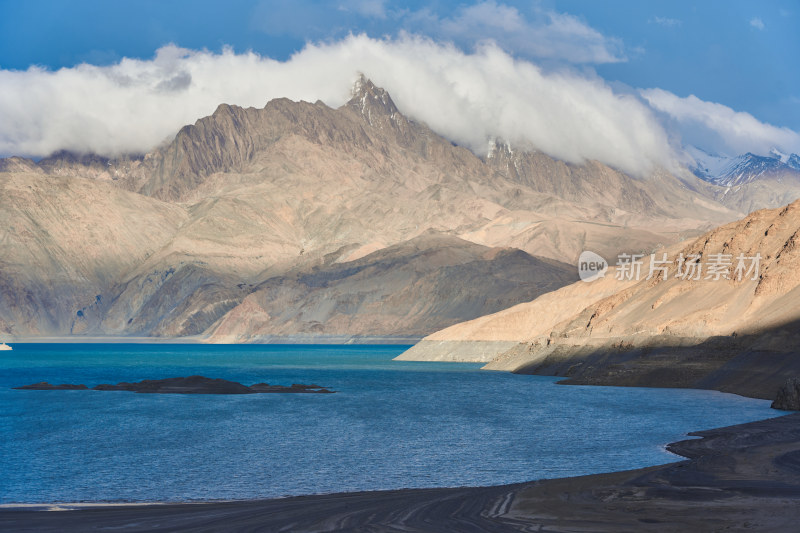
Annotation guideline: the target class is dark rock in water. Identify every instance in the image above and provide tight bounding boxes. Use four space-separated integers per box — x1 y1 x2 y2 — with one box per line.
93 376 254 394
92 382 140 392
15 376 335 394
772 378 800 410
13 382 89 390
250 383 335 393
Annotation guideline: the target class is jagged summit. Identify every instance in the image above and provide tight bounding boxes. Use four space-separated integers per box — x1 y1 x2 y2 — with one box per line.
346 74 400 120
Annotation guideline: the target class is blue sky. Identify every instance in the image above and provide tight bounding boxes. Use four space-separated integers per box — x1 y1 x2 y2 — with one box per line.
1 0 796 129
0 0 798 170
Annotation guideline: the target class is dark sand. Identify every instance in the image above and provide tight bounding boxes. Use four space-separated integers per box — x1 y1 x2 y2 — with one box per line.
3 414 799 532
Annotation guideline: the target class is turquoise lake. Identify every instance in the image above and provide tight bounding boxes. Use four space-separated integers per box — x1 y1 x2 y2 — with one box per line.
0 343 784 503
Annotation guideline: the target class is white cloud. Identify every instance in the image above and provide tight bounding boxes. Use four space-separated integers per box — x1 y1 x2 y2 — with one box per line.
251 1 627 64
750 17 765 30
431 2 626 64
641 88 800 157
650 16 681 28
0 35 674 177
440 2 527 34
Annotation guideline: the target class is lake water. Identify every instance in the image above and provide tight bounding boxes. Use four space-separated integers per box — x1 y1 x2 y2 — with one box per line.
0 343 784 503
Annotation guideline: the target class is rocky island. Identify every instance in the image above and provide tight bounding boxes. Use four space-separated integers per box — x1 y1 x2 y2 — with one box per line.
13 376 335 394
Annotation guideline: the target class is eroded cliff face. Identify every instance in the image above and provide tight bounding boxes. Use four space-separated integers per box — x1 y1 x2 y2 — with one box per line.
398 199 800 400
0 78 747 340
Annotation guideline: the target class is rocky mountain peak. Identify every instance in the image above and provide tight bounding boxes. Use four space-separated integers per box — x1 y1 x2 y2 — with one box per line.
486 138 514 159
0 156 43 174
346 74 400 119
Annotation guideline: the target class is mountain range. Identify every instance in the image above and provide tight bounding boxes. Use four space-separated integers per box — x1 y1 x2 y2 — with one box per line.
0 76 798 341
690 147 800 184
687 146 800 214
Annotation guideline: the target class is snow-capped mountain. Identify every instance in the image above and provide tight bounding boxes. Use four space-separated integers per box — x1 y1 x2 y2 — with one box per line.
688 146 800 187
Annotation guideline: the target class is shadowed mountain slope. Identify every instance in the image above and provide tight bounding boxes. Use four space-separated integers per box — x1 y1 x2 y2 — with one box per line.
207 233 575 341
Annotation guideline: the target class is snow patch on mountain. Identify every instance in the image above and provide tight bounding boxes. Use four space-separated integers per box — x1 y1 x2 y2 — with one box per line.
688 146 800 187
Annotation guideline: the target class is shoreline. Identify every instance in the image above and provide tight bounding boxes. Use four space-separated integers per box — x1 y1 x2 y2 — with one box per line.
3 336 420 345
2 413 798 532
0 441 694 510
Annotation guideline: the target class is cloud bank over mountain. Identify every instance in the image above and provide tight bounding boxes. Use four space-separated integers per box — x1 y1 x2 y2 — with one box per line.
642 88 800 158
0 34 796 176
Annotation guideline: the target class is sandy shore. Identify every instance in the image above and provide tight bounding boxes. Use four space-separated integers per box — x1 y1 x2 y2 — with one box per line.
4 335 420 344
2 413 799 532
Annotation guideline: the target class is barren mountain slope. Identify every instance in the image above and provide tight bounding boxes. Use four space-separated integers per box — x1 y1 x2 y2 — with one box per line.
399 199 800 399
0 172 187 336
487 142 735 226
707 172 800 214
